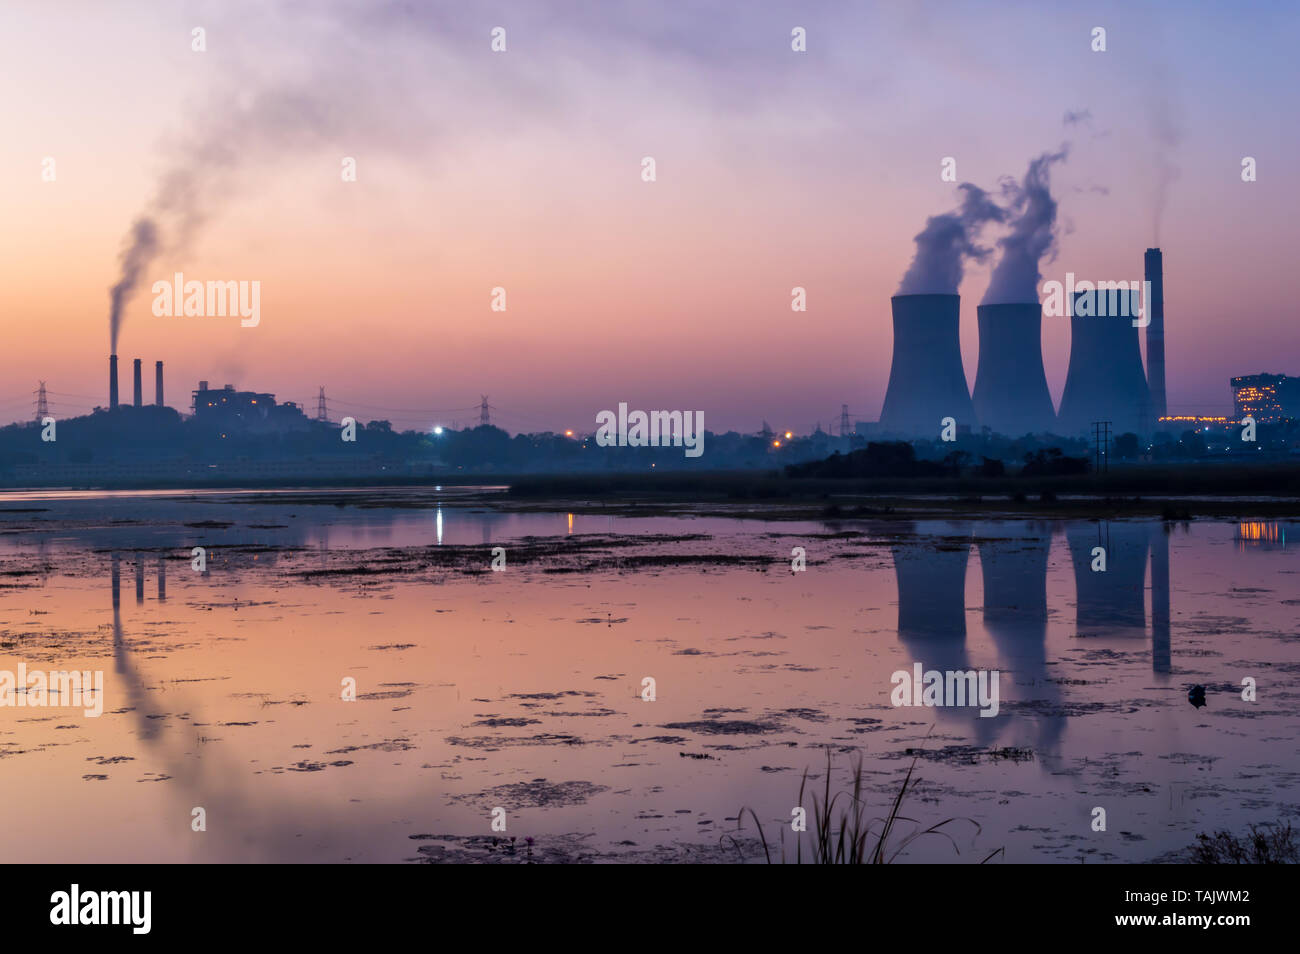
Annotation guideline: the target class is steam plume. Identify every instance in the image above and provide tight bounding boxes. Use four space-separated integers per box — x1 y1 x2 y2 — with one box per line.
981 149 1068 305
897 184 1006 295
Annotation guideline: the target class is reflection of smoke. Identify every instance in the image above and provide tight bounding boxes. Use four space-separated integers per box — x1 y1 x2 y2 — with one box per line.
897 184 1005 295
106 553 388 861
982 149 1068 305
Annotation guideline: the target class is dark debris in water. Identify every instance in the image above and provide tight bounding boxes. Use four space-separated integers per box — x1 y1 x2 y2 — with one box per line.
451 778 609 810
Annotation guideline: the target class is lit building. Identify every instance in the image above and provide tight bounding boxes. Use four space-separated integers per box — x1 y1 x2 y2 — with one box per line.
1231 373 1299 422
191 381 309 431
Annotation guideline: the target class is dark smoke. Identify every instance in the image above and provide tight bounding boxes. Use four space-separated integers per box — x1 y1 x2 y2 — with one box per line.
897 184 1006 295
108 219 158 352
981 149 1068 305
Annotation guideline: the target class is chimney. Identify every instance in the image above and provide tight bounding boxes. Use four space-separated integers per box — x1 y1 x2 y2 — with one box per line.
1144 248 1167 426
133 359 143 407
109 354 119 409
155 360 164 406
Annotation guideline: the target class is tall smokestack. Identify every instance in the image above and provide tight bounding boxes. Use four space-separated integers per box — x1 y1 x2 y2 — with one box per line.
109 354 119 409
1145 248 1166 426
133 358 143 407
155 360 164 407
879 294 976 436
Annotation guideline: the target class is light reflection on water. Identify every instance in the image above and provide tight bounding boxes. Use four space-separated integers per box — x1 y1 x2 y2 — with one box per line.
0 495 1296 863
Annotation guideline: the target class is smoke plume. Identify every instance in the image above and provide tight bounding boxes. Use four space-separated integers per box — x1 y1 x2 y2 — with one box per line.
1148 96 1184 245
109 219 159 351
897 183 1006 295
981 149 1068 305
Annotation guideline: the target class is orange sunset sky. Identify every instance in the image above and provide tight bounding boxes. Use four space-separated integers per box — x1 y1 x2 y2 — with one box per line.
2 0 1296 432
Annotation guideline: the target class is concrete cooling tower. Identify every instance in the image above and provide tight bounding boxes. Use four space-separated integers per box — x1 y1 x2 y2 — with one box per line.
1056 290 1151 436
971 303 1057 435
879 294 975 436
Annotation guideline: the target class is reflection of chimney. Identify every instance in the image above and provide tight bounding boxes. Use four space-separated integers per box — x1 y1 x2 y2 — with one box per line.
111 553 121 610
157 553 166 602
155 361 164 407
109 355 119 409
133 359 143 407
135 555 144 604
1150 523 1171 675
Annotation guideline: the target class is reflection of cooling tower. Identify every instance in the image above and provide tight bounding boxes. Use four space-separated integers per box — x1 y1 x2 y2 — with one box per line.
972 303 1056 435
879 295 975 436
977 521 1051 645
1067 521 1149 636
1057 291 1151 435
892 521 972 670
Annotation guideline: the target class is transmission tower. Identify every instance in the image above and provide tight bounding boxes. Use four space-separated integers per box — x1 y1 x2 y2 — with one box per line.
1091 420 1111 475
35 382 48 423
839 404 851 437
316 387 329 423
480 395 490 427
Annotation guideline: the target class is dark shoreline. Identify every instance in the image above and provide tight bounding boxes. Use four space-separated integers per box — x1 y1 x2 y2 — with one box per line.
3 462 1299 519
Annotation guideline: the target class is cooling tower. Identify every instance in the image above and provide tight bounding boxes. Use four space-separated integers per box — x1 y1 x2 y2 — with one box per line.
1056 290 1151 436
155 361 164 406
971 303 1056 435
1145 248 1167 423
109 354 119 409
132 358 143 407
879 294 975 436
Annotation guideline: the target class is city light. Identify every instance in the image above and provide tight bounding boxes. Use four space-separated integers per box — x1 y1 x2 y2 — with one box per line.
565 429 574 437
432 426 443 435
784 431 793 440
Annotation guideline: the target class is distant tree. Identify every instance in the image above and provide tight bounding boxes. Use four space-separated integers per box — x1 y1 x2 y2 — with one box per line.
978 456 1005 477
1113 432 1140 459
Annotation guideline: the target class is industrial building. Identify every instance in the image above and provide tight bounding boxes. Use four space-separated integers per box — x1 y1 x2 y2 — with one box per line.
1232 374 1299 422
876 247 1171 440
191 381 310 431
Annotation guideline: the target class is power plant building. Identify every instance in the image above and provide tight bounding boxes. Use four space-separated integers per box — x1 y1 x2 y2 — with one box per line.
1232 374 1300 422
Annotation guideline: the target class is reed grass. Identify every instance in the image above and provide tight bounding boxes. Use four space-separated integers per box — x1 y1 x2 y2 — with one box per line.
732 748 1002 864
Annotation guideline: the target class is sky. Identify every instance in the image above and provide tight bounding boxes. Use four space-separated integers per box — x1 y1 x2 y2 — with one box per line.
1 0 1297 433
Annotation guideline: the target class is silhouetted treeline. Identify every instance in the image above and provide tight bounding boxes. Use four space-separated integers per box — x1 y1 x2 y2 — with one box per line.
785 442 949 479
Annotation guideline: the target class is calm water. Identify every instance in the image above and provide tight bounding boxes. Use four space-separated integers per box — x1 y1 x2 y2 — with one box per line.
0 490 1296 863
